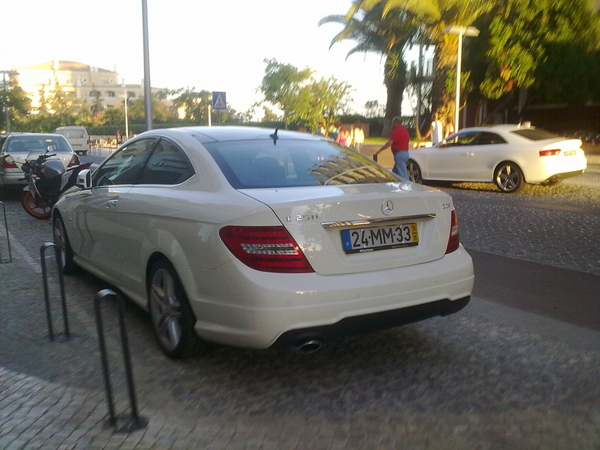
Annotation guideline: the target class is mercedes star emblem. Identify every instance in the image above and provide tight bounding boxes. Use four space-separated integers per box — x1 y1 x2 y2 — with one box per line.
382 200 394 215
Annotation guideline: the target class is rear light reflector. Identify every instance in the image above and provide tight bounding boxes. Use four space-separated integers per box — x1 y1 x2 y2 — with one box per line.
445 210 460 254
67 154 81 167
539 149 561 157
2 162 18 169
219 226 314 273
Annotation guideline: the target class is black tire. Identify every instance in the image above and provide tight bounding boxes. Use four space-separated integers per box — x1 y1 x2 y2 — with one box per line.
407 160 423 184
148 260 205 359
494 162 524 193
53 214 78 274
21 191 51 219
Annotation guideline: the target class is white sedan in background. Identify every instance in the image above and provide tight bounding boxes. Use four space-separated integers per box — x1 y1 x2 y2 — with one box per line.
407 124 587 193
52 127 473 358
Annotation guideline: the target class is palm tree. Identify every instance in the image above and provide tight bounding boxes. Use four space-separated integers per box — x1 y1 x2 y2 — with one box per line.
348 0 494 127
320 5 418 136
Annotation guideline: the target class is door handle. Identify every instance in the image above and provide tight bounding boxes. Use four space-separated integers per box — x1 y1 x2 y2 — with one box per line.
465 152 475 157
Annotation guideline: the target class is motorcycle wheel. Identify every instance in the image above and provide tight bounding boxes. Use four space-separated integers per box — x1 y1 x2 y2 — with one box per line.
21 191 52 219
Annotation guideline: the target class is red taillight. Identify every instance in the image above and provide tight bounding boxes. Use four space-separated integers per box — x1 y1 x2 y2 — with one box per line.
445 210 460 254
1 159 18 169
539 149 561 157
67 154 80 167
219 226 314 273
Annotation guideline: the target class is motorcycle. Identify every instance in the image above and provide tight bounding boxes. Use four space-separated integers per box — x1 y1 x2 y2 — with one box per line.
7 147 91 219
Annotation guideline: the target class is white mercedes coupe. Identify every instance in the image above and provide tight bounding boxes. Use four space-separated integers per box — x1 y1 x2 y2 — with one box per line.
53 127 474 358
407 124 587 193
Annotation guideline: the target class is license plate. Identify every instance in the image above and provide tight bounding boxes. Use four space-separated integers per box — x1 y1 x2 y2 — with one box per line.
564 150 577 156
341 223 419 254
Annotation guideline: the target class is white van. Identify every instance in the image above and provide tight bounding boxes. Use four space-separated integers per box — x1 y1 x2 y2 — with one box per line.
54 126 90 155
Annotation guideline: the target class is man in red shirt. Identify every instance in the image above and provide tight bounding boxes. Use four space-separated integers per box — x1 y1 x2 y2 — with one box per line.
375 116 410 179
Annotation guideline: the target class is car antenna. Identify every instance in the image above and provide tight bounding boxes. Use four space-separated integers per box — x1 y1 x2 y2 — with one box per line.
270 128 279 146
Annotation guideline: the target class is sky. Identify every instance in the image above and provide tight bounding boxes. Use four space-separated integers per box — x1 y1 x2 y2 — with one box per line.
0 0 415 117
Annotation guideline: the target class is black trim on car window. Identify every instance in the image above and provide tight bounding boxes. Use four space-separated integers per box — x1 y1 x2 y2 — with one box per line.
93 138 157 187
477 132 507 145
137 138 195 185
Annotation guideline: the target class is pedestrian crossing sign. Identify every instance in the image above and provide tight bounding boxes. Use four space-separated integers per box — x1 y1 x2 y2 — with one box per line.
212 92 226 110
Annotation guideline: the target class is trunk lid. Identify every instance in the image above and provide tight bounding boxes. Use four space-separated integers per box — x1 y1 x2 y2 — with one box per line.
240 182 454 275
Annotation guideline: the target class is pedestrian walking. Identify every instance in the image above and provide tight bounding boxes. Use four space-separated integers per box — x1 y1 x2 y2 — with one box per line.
375 116 410 179
351 121 365 152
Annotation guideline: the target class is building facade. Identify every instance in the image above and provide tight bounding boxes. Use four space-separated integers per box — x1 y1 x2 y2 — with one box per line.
13 60 160 111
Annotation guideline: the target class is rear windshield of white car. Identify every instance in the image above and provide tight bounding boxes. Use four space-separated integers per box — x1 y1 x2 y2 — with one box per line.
5 136 72 153
65 129 87 139
511 128 558 141
202 139 398 188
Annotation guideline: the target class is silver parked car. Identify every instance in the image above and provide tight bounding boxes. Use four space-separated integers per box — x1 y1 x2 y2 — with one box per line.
0 133 80 187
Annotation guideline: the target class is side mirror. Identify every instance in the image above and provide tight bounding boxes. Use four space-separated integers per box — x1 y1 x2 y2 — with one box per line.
76 169 92 189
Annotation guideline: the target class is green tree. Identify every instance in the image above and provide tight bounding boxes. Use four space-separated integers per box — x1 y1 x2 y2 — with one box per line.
320 4 417 135
0 78 31 132
128 95 175 124
475 0 600 117
261 105 280 122
259 59 313 127
294 77 354 130
170 87 212 122
258 59 353 131
347 0 494 126
100 106 125 126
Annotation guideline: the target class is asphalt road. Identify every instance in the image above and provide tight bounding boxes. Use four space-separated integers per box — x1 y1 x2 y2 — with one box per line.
0 149 598 448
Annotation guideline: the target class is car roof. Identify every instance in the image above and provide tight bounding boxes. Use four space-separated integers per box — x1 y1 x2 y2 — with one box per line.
457 124 534 134
139 126 324 144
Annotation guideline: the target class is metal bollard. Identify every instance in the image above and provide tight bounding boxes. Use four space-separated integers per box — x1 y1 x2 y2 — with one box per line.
0 202 12 263
40 242 70 341
94 289 148 433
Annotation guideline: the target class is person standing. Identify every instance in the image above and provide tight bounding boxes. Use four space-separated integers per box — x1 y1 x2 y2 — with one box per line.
315 122 326 136
374 116 410 179
337 127 350 146
444 116 455 138
351 121 365 152
424 111 443 145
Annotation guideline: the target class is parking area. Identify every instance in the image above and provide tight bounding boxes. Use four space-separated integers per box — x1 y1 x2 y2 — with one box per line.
0 155 598 449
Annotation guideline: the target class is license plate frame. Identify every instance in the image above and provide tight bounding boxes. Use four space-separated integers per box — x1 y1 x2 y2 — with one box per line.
341 222 419 254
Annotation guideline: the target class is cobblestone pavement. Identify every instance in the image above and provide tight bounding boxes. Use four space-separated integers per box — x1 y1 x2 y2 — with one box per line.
0 156 598 449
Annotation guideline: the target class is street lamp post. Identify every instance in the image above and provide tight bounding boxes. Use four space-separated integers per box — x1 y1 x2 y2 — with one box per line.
442 25 479 133
141 0 152 131
121 81 129 139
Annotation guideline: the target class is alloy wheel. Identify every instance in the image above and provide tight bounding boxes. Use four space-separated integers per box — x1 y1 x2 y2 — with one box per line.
149 267 183 352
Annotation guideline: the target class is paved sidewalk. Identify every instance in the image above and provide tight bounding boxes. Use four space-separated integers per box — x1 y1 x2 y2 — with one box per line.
1 364 599 450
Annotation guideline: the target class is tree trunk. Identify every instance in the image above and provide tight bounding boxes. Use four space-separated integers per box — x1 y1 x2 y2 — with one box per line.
382 55 407 137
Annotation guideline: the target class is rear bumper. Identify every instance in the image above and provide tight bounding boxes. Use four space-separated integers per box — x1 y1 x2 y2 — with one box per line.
185 246 474 349
0 171 26 186
273 295 470 350
542 169 585 184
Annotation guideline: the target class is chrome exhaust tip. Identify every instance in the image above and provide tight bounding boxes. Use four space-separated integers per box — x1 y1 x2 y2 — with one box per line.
295 339 323 354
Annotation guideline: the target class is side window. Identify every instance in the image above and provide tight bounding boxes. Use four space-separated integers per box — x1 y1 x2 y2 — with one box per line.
137 139 195 185
442 132 480 147
94 138 156 187
478 132 507 145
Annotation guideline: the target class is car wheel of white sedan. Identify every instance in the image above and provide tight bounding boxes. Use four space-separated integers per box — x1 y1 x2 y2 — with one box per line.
407 160 423 184
494 161 524 193
148 260 204 359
